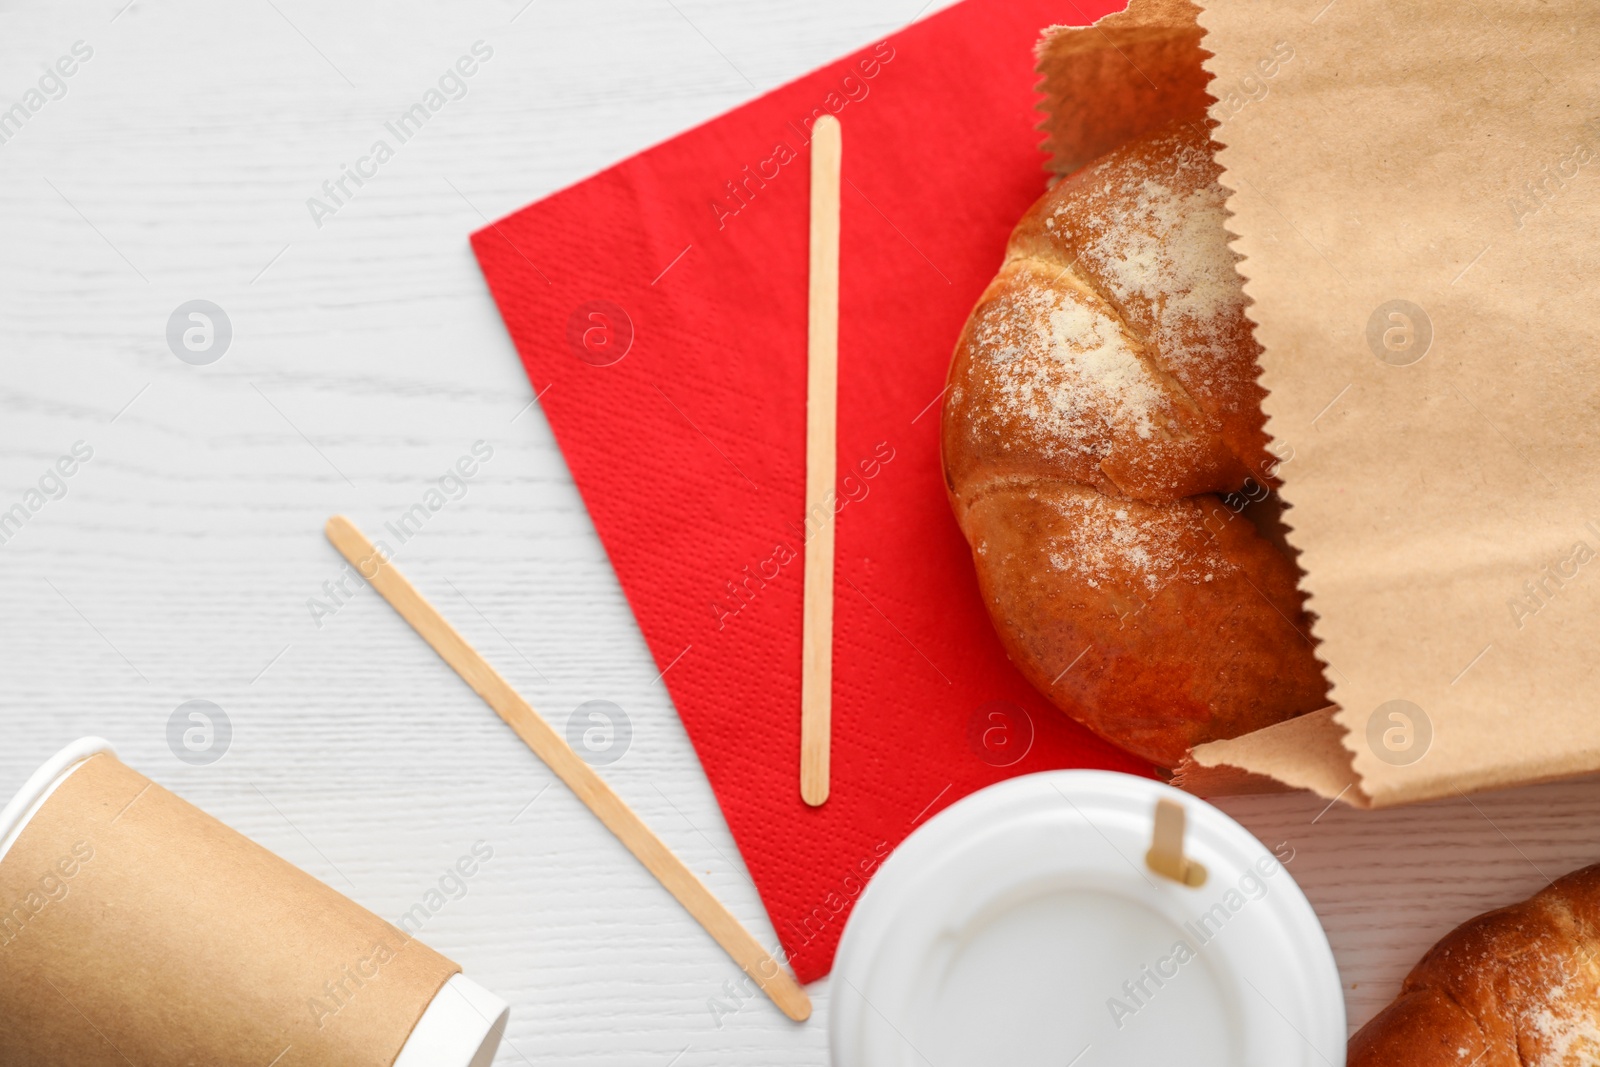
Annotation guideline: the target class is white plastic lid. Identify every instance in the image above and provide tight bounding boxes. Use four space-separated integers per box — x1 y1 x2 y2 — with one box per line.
830 770 1343 1066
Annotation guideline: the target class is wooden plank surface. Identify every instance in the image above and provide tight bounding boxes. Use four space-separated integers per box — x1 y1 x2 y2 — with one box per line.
4 3 1600 1063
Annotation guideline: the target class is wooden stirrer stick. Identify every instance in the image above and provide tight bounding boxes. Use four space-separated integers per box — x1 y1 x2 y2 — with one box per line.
801 113 841 808
1145 798 1208 888
324 515 811 1022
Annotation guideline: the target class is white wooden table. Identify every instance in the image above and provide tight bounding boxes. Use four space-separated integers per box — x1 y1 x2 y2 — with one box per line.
4 1 1599 1062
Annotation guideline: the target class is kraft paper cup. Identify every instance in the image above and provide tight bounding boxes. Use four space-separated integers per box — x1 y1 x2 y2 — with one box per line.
0 738 508 1067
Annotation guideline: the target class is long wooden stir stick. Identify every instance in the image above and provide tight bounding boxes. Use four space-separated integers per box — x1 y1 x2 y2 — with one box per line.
324 515 811 1022
801 114 841 808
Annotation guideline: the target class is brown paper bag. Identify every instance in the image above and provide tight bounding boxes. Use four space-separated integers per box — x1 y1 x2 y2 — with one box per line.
1037 0 1600 807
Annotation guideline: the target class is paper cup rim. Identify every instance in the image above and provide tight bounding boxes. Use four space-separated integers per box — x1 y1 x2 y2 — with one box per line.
394 973 510 1067
0 737 115 865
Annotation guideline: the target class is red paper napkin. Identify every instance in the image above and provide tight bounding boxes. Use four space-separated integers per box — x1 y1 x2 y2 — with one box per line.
471 0 1148 984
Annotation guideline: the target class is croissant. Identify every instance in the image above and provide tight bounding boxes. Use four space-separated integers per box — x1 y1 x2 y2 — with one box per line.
1350 862 1600 1065
939 120 1327 767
